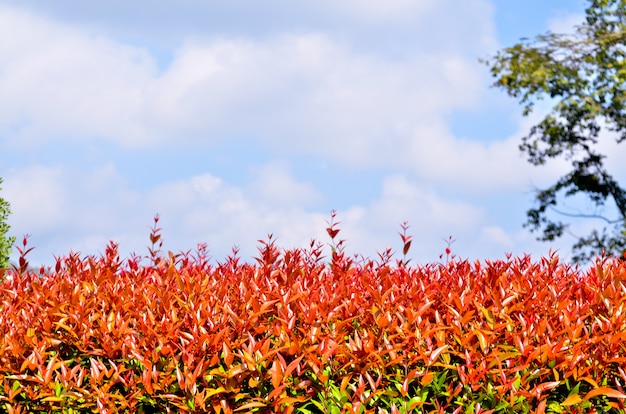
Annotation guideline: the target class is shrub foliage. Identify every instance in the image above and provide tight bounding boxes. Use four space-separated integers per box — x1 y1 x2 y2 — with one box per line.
1 216 626 413
0 177 15 269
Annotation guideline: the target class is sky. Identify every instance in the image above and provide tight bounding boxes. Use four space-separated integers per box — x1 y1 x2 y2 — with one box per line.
4 0 622 268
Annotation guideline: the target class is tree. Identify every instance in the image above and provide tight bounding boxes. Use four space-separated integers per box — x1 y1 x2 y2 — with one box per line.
486 0 626 262
0 178 15 269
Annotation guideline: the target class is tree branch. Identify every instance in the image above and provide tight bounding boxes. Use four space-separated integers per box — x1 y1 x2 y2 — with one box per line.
548 206 623 224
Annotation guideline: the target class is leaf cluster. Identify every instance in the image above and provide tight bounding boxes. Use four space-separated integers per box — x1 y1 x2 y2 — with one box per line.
485 0 626 262
1 222 626 413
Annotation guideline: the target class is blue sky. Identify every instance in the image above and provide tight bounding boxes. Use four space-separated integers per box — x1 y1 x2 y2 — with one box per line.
5 0 621 267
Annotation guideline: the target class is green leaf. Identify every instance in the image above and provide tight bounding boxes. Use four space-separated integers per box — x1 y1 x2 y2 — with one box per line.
54 381 63 397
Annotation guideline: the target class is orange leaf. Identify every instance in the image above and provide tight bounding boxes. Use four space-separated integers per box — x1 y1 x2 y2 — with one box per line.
561 394 582 406
142 370 154 394
475 330 488 353
248 376 260 389
222 342 233 366
415 300 433 317
421 372 434 386
268 384 287 401
409 401 426 410
579 377 599 389
584 387 626 400
275 396 307 406
41 396 65 403
226 364 245 378
283 355 303 379
534 381 560 395
234 401 267 411
401 369 419 397
340 375 352 393
536 398 546 414
401 377 409 397
259 299 279 315
428 345 448 366
376 314 389 328
269 361 282 389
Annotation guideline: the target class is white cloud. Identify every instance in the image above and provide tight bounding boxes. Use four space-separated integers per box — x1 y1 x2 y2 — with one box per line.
4 163 141 261
326 175 486 260
142 169 328 259
314 0 438 24
480 226 514 248
0 7 157 148
374 175 483 229
399 111 574 195
4 159 578 267
4 165 69 232
0 2 537 201
246 163 322 207
547 11 585 35
3 163 328 265
0 2 588 267
0 163 489 265
0 4 498 172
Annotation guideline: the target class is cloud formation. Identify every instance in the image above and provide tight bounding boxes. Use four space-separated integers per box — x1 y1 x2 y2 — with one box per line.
0 2 584 267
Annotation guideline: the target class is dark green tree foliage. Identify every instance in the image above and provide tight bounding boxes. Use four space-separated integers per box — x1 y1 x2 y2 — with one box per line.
487 0 626 262
0 178 15 269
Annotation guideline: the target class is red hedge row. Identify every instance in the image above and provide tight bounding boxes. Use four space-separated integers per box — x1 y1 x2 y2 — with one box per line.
1 219 625 413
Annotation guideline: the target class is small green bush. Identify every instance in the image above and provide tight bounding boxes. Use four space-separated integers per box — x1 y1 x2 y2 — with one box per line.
0 177 15 269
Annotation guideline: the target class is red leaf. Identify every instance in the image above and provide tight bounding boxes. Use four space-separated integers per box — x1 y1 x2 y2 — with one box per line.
326 228 339 239
403 240 412 256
